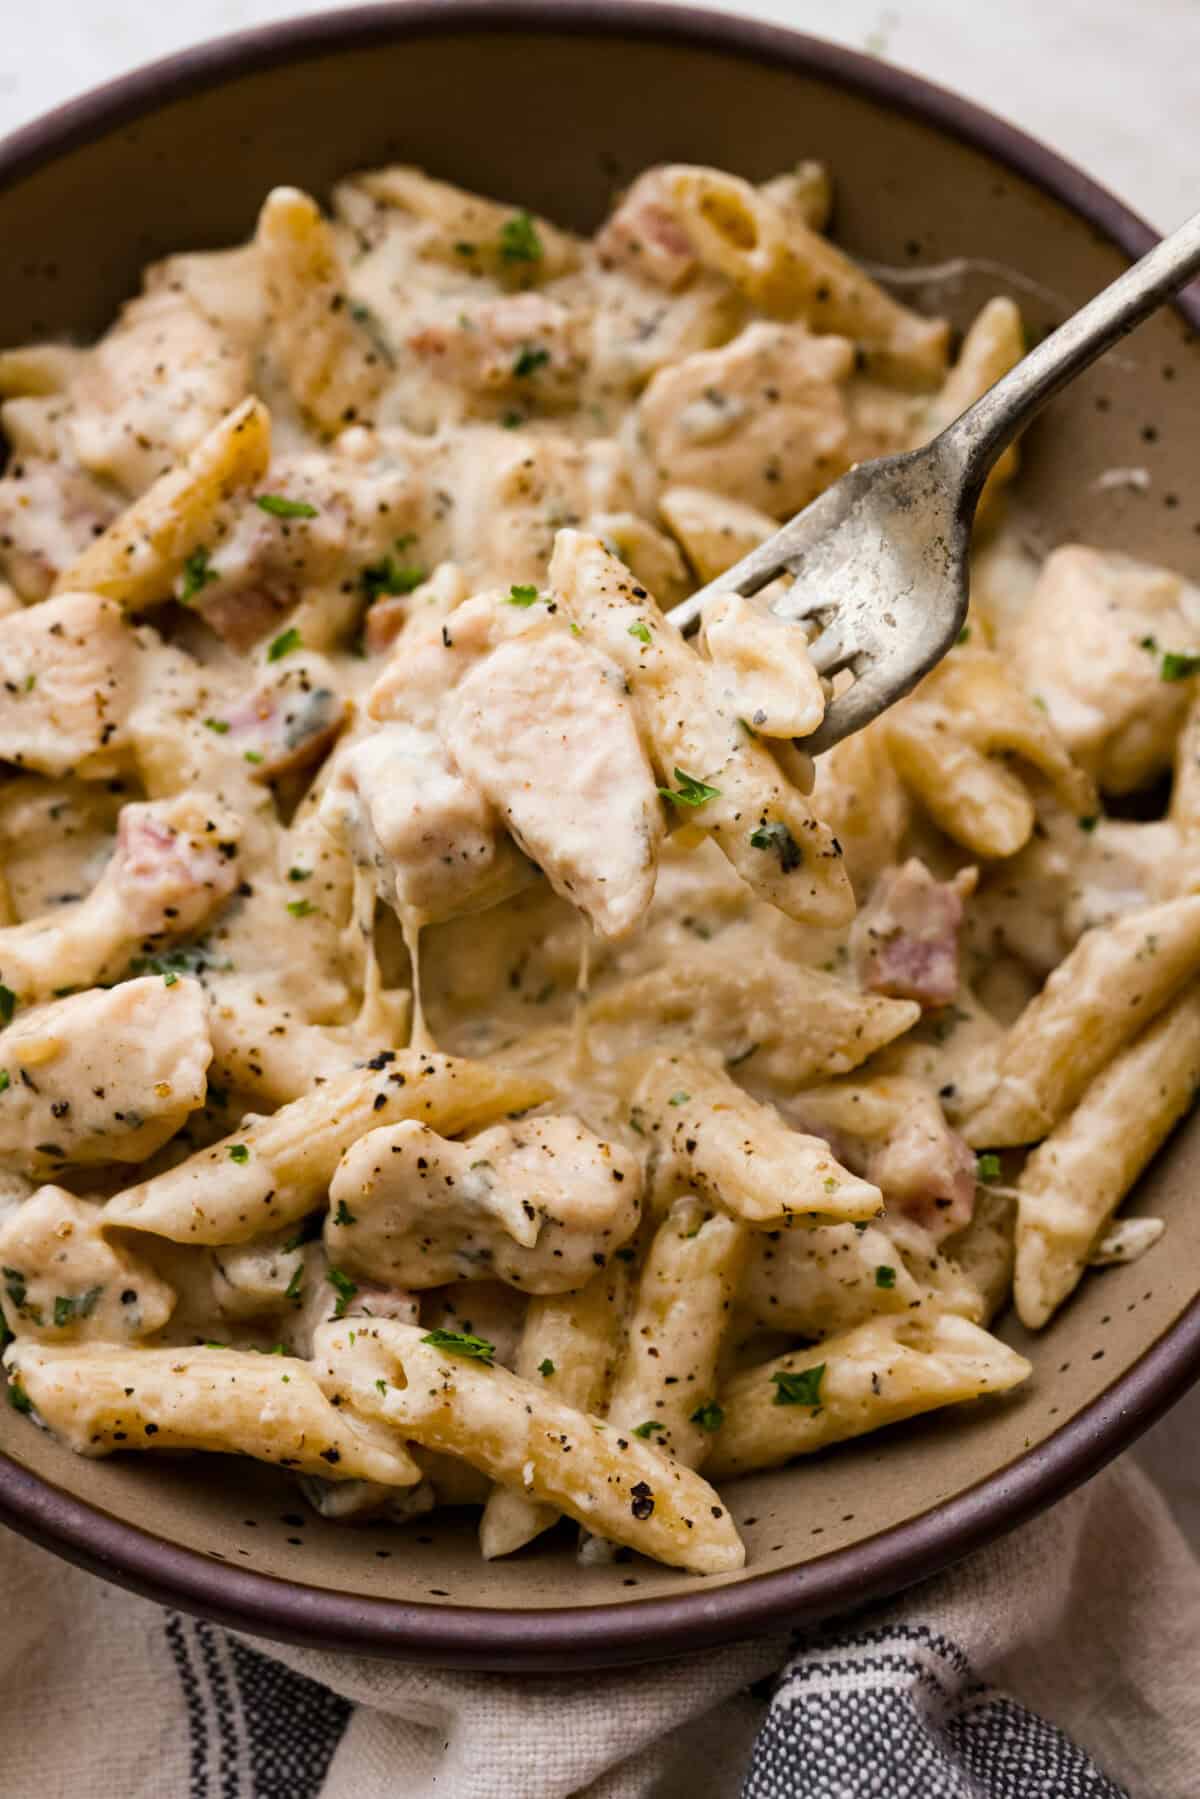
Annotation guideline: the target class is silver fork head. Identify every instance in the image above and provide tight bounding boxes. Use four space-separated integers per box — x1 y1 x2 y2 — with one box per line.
666 438 973 755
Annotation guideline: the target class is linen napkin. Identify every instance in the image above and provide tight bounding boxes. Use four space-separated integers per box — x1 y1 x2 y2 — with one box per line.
1 1446 1197 1798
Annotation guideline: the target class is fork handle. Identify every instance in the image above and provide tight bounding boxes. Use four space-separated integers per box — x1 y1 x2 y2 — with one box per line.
943 207 1200 491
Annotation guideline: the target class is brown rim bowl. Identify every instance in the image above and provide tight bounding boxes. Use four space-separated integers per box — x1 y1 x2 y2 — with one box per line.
1 0 1199 1672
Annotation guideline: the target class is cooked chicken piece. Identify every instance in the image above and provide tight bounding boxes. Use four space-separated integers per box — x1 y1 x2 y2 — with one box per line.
0 976 210 1172
326 1115 641 1292
442 627 664 939
1014 545 1200 793
0 590 136 777
321 723 531 928
0 793 240 1004
637 322 854 516
0 1186 175 1343
0 458 122 601
69 289 251 495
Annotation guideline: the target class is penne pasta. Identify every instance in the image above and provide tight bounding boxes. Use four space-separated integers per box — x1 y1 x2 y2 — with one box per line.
104 1054 553 1244
961 895 1200 1147
6 1340 422 1485
54 396 270 605
631 1052 882 1228
480 1263 629 1559
314 1318 745 1575
707 1311 1031 1477
1013 988 1200 1327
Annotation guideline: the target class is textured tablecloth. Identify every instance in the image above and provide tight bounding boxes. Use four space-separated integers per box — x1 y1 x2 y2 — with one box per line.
0 3 1198 1794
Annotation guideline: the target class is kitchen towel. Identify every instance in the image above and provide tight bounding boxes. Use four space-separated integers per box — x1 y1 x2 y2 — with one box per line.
2 1448 1196 1797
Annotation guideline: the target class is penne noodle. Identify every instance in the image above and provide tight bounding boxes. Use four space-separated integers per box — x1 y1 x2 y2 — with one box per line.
103 1054 553 1244
708 1311 1031 1477
6 1341 422 1485
1013 988 1200 1328
480 1264 629 1559
315 1319 745 1575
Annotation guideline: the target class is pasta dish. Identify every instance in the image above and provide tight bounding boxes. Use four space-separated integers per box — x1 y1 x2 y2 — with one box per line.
0 160 1193 1576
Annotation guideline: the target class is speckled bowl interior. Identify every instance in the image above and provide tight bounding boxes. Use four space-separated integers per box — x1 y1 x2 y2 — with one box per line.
1 1 1199 1670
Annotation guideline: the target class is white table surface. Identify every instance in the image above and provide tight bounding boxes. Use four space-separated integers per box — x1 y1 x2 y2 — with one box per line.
1 0 1198 1545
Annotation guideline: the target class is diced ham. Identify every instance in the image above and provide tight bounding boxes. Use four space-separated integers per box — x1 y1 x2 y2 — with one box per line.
107 795 241 938
866 1111 977 1243
407 293 586 407
212 656 347 782
852 858 976 1009
594 170 698 290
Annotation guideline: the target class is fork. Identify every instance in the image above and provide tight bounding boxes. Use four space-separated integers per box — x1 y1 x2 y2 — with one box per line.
666 208 1200 754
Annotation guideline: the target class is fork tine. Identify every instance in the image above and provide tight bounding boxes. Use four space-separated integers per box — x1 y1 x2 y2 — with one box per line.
806 620 860 675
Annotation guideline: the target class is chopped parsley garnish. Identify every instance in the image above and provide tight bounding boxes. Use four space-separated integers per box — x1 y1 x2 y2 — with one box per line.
976 1152 1002 1182
453 240 477 258
512 345 549 378
23 673 35 692
204 717 230 734
501 409 524 429
228 1144 250 1164
375 1377 389 1396
507 583 540 607
538 1358 555 1378
749 819 803 872
327 1267 358 1319
1078 815 1099 833
285 1263 305 1304
628 620 652 644
1161 651 1200 682
179 547 217 605
633 1419 667 1438
875 1265 897 1290
771 1364 826 1408
287 866 311 882
668 1090 690 1107
1140 635 1159 652
658 768 720 808
3 1267 27 1312
53 1287 102 1328
243 749 264 765
628 1106 647 1137
0 986 15 1026
957 625 971 644
361 556 427 602
498 210 543 265
7 1378 32 1415
256 493 319 520
421 1327 495 1364
267 626 302 662
333 1200 357 1227
0 1072 8 1094
690 1400 724 1432
163 971 179 987
822 1176 838 1193
287 898 315 918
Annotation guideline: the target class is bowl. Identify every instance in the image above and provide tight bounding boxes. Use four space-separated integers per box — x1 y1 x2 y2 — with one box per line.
1 0 1199 1672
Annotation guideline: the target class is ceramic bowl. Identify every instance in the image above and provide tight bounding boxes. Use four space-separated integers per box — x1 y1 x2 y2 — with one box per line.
1 0 1198 1671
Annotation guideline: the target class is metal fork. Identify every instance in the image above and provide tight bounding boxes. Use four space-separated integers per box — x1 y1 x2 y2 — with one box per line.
666 208 1200 755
